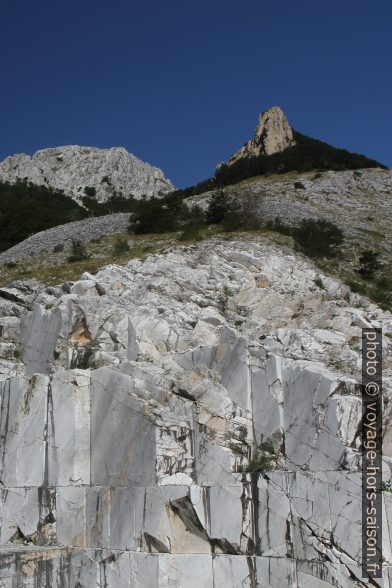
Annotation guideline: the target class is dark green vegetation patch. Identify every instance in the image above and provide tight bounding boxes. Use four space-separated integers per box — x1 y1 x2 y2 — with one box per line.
170 131 387 198
0 181 87 252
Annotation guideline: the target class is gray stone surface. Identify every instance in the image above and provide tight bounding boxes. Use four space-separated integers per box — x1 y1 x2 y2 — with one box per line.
0 238 391 586
0 145 174 203
20 304 62 376
0 212 131 264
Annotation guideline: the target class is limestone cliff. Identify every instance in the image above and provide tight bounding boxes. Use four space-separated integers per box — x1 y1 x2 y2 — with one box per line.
222 106 295 167
0 145 174 203
0 237 391 586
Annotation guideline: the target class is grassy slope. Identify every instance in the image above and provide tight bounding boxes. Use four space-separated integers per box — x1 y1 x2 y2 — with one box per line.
1 168 391 312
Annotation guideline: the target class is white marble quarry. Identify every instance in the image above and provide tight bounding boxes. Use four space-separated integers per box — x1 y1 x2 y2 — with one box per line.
0 238 391 586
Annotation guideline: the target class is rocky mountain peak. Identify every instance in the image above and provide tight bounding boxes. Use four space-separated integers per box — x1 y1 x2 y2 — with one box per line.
224 106 295 166
0 144 174 203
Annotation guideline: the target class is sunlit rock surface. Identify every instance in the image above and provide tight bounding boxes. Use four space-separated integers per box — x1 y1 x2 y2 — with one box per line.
0 238 391 586
0 145 174 203
222 106 295 167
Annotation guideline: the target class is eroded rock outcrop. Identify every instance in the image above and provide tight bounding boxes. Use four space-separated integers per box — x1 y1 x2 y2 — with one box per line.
222 106 295 167
0 145 174 203
0 239 391 586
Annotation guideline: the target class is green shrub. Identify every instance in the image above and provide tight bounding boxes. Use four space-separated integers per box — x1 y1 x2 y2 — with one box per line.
381 480 392 493
53 243 64 252
266 217 292 236
205 191 230 224
347 280 368 296
128 196 187 235
314 277 325 290
294 181 305 190
356 250 382 280
293 219 344 258
220 199 243 231
67 240 89 262
376 275 392 290
5 261 17 269
83 193 136 216
84 186 96 197
346 280 392 311
0 181 86 253
206 192 262 232
113 238 130 256
237 452 274 473
367 286 392 310
179 205 205 241
73 342 97 369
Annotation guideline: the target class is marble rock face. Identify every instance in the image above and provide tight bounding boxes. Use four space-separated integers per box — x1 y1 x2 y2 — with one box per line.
0 238 391 587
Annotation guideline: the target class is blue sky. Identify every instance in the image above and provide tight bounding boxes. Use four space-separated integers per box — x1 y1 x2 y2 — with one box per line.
1 0 391 187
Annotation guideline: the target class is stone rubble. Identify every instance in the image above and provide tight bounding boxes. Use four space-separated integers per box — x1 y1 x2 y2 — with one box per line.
0 213 130 265
0 238 391 587
191 168 392 250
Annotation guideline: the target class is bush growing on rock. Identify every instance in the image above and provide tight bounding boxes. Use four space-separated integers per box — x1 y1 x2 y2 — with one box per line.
113 238 130 256
128 196 187 234
83 193 136 216
293 219 344 258
205 191 229 224
84 186 96 197
356 250 382 279
237 451 274 473
67 240 89 262
179 205 205 241
314 277 325 290
206 192 263 232
265 216 293 236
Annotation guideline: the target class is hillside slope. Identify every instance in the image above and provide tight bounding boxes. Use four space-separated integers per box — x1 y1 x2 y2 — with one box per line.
2 168 390 313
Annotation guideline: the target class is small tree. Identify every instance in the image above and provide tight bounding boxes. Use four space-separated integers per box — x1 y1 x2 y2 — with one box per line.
238 193 263 230
84 186 96 197
293 219 344 258
67 240 89 262
113 238 130 256
205 191 230 224
222 193 263 232
128 196 186 234
356 250 382 280
179 205 205 241
206 191 262 232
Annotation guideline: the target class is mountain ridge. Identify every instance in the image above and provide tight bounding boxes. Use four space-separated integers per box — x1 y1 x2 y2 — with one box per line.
0 144 174 203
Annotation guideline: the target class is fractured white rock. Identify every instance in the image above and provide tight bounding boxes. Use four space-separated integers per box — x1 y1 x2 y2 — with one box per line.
0 237 391 586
